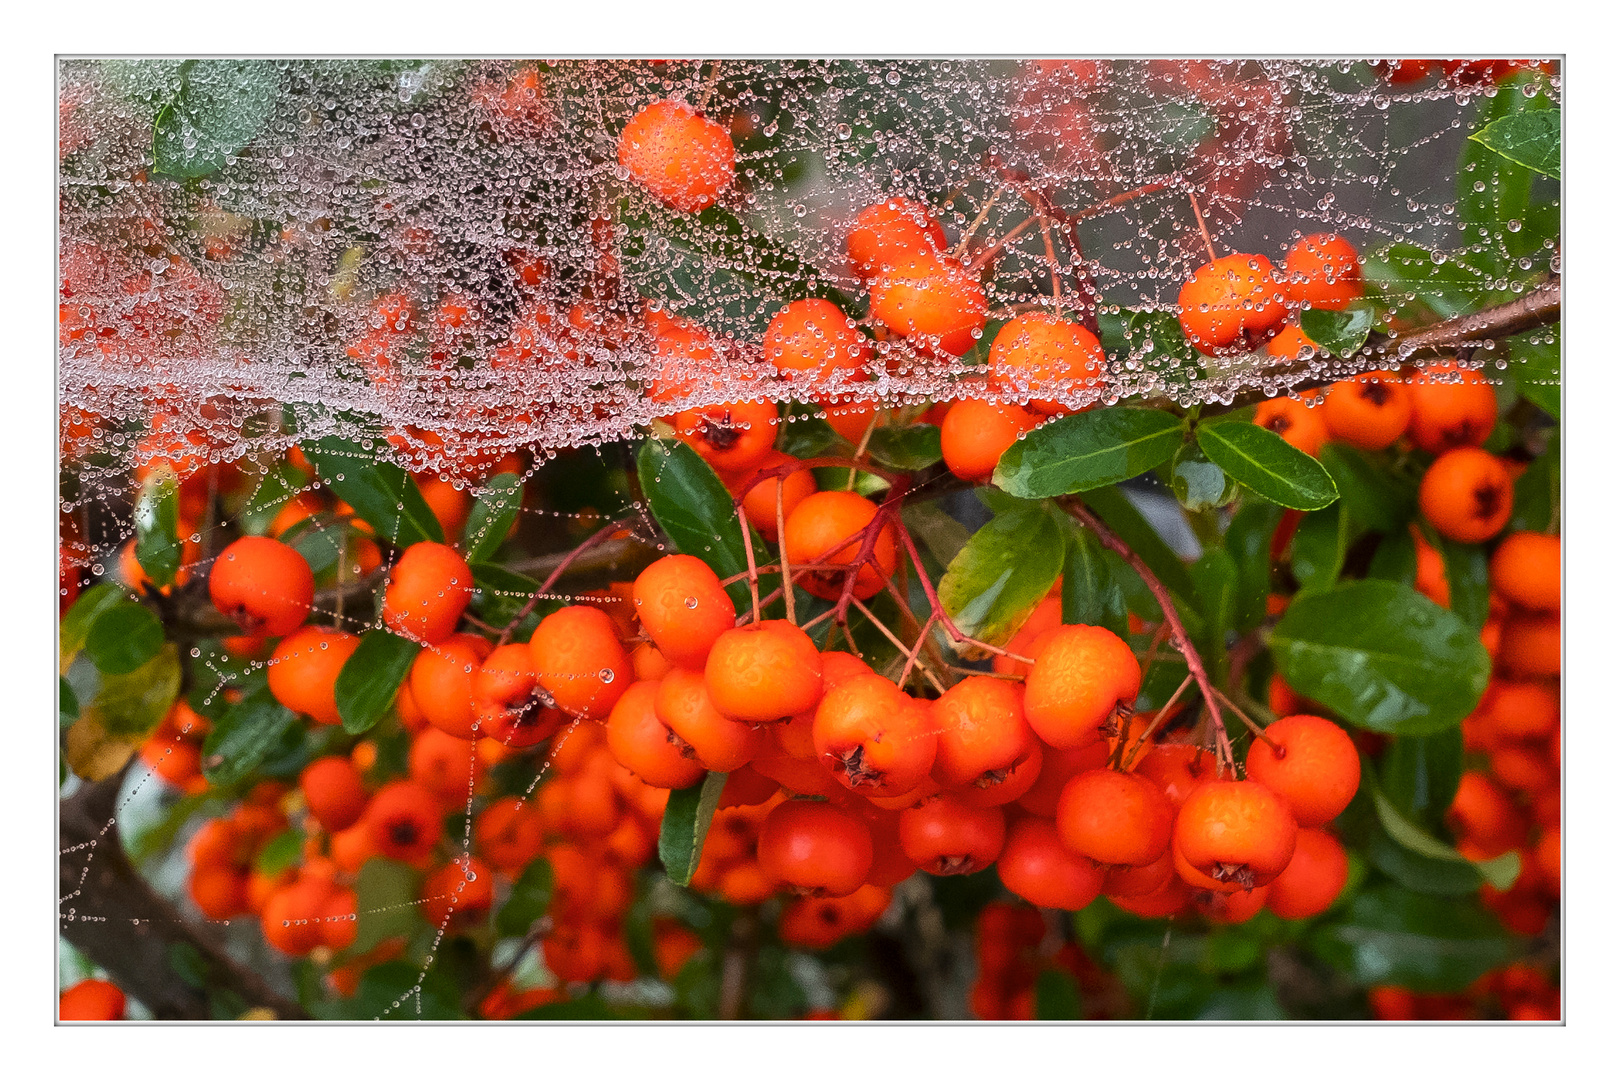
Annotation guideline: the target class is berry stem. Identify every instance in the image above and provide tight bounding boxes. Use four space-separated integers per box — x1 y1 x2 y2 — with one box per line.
496 517 634 645
776 479 796 625
738 503 762 625
897 613 937 691
1212 687 1282 755
966 214 1040 273
851 597 946 694
1038 211 1065 315
893 518 1031 664
1122 674 1194 770
1186 189 1218 265
951 183 1008 260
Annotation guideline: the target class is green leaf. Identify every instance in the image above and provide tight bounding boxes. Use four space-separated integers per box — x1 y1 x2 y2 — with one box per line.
1469 106 1559 180
351 961 465 1020
865 424 943 471
1317 445 1414 534
1061 526 1128 637
1510 431 1559 534
86 642 182 738
637 439 766 615
938 506 1066 648
1299 305 1376 359
1309 884 1517 992
1168 441 1236 513
1225 501 1282 634
303 434 445 547
60 677 79 726
1290 504 1350 595
84 603 165 676
659 771 728 886
1195 421 1338 511
236 461 308 537
1034 969 1084 1020
60 583 130 670
470 562 542 628
335 631 422 734
1189 548 1237 652
1366 528 1418 586
1077 485 1199 626
462 472 523 563
1270 580 1491 735
350 858 425 954
1458 78 1554 265
255 829 304 876
495 857 555 937
994 408 1187 498
133 470 183 588
1362 243 1486 321
1380 731 1463 833
901 502 971 570
1366 824 1490 897
202 684 300 788
1508 326 1560 420
1437 537 1490 632
1367 778 1521 895
151 60 279 180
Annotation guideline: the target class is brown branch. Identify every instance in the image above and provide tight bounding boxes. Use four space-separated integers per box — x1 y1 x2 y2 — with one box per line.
59 771 310 1019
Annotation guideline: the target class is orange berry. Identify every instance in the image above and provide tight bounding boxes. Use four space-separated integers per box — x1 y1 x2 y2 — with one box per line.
415 475 473 540
1490 532 1560 612
672 398 780 475
940 398 1042 483
997 816 1105 910
1056 768 1174 867
724 450 817 542
1265 828 1350 919
421 854 495 928
1419 448 1514 543
703 620 824 722
758 799 873 898
1406 364 1499 455
1132 743 1215 810
528 605 633 721
986 313 1107 414
1322 371 1411 451
782 490 897 602
60 979 126 1021
366 780 444 865
930 675 1037 790
1022 625 1141 750
632 554 737 669
300 756 368 832
1264 324 1316 361
208 536 314 637
410 633 496 740
1103 847 1176 898
606 680 707 789
472 643 566 749
1244 715 1361 828
267 626 361 725
1174 780 1299 890
188 864 249 920
847 196 947 279
1282 233 1362 311
1177 253 1287 356
763 298 872 381
1486 680 1559 741
655 668 769 772
1254 396 1328 457
897 793 1006 876
868 248 988 357
1016 740 1112 817
618 99 735 213
1497 613 1560 677
813 675 938 797
382 542 474 646
409 725 488 807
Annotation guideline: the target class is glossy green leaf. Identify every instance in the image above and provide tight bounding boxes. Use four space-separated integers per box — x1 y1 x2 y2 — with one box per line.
1077 486 1200 635
901 502 971 570
1458 77 1554 266
351 961 465 1020
1270 580 1491 735
469 562 542 628
495 857 555 937
462 472 524 563
303 434 445 547
1366 528 1418 586
1189 547 1237 652
60 677 79 726
1366 824 1488 897
86 642 182 738
1317 444 1415 534
1225 500 1282 634
1299 305 1376 360
1371 786 1518 891
1061 525 1128 638
659 771 729 886
1438 537 1491 632
1362 243 1486 321
993 408 1187 498
1470 108 1559 180
1510 431 1559 534
1290 504 1350 595
1168 440 1236 512
866 424 943 471
60 583 130 670
335 630 422 734
133 470 183 588
1309 884 1517 992
1380 731 1463 833
638 438 766 615
1195 421 1338 511
151 60 279 180
202 684 300 788
939 505 1066 648
1508 326 1560 420
85 602 165 676
237 461 309 537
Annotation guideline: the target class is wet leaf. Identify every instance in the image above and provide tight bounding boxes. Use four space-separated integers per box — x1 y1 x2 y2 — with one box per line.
1299 304 1376 359
60 583 129 671
1290 503 1350 595
151 60 280 180
84 602 165 676
1309 886 1516 992
303 434 445 547
335 630 421 735
86 642 181 738
1061 525 1128 638
133 469 183 588
1470 108 1559 180
496 858 555 937
1195 421 1338 511
463 472 523 562
993 407 1187 498
202 684 300 788
866 424 942 471
938 504 1065 648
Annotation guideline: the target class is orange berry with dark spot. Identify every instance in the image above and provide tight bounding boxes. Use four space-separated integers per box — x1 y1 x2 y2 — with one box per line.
654 667 769 772
632 554 737 669
1419 447 1513 543
472 642 565 749
814 674 938 796
1323 370 1411 451
382 541 474 646
1254 396 1328 456
366 779 444 865
704 620 824 722
783 490 898 602
188 864 249 919
1244 714 1361 828
267 626 361 725
1177 253 1287 356
411 633 496 740
1022 625 1141 750
940 398 1042 483
1132 743 1215 810
209 536 314 637
300 755 369 832
930 675 1037 790
1282 233 1362 311
898 793 1006 876
529 605 633 722
673 398 780 475
1174 780 1299 891
605 680 707 789
1406 363 1498 455
409 725 487 807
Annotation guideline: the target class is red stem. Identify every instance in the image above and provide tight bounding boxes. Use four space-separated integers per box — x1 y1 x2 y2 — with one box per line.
497 518 633 645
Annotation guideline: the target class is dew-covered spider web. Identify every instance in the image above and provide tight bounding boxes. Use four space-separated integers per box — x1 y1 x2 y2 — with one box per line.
57 58 1562 1020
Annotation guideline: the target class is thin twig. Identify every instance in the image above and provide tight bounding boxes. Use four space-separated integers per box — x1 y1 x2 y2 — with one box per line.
497 518 632 645
851 597 946 694
1188 189 1217 265
776 480 795 625
1213 687 1281 755
738 504 761 624
951 183 1007 260
1123 674 1195 770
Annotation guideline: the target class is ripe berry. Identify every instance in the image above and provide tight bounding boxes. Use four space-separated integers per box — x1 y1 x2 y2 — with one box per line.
632 554 737 669
940 398 1042 483
1177 253 1287 355
1244 715 1361 828
1322 371 1411 451
474 796 545 872
1174 780 1299 890
868 249 988 357
1016 740 1111 817
473 643 565 748
528 605 633 721
1489 532 1560 612
421 854 495 928
1282 234 1362 311
410 633 496 740
209 536 314 637
763 298 872 381
672 398 779 474
930 675 1037 790
1022 625 1141 749
1419 447 1514 543
1265 828 1350 919
366 779 445 865
1103 847 1176 898
267 626 360 725
725 449 818 542
997 816 1105 910
382 541 474 646
188 864 249 919
1498 612 1560 677
1055 768 1174 867
1254 396 1328 457
847 197 948 279
654 667 769 772
783 490 898 601
409 725 487 807
757 799 874 898
617 99 735 213
986 314 1107 414
60 979 127 1021
1406 363 1498 455
898 793 1006 876
1131 742 1214 809
814 673 938 796
300 755 368 832
606 680 707 789
704 620 823 722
